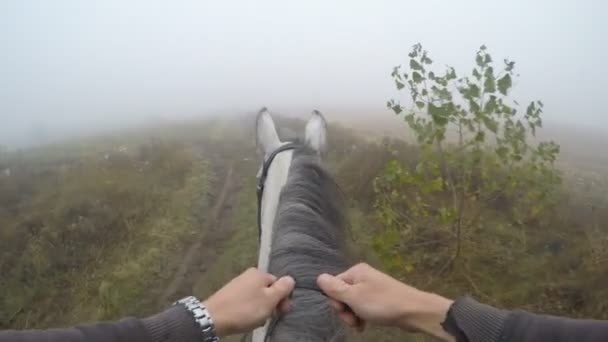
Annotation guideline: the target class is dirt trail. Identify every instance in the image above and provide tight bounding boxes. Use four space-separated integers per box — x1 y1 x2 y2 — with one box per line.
159 163 239 305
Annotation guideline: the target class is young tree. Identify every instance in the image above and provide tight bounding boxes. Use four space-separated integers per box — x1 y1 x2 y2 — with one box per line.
374 44 561 276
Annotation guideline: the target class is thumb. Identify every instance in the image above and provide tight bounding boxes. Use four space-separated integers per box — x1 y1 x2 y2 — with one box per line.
266 276 295 303
317 273 352 302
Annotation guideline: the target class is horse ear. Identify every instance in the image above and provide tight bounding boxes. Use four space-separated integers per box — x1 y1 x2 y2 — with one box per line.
256 107 281 155
305 110 327 154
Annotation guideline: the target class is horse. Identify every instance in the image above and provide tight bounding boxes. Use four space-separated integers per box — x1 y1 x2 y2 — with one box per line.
252 108 351 342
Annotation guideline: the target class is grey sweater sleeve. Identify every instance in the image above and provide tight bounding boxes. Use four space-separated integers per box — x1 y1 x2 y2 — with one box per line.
445 296 608 342
0 306 203 342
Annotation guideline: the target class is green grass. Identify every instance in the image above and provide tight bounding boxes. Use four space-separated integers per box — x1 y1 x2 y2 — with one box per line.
193 157 260 298
0 134 216 328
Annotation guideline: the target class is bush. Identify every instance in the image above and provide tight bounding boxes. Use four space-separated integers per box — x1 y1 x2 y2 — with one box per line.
374 44 561 277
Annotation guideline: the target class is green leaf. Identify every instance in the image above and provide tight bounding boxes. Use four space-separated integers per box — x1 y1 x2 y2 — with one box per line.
484 53 492 64
446 67 457 80
497 74 512 95
409 44 420 58
462 84 480 100
392 105 402 114
472 68 481 80
469 100 480 113
396 80 405 90
410 59 423 71
476 53 484 67
475 131 485 142
484 95 497 114
526 102 536 117
415 101 425 109
412 72 423 83
484 66 495 93
391 66 401 78
496 146 509 159
482 116 498 133
504 59 515 71
428 103 448 126
433 86 451 101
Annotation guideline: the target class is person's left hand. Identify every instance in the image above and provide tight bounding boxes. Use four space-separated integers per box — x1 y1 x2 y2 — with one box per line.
203 267 295 337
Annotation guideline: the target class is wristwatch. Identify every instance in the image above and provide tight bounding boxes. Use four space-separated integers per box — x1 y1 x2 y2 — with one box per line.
174 296 220 342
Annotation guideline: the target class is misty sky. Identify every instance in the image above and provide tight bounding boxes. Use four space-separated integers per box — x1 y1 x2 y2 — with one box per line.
1 0 606 146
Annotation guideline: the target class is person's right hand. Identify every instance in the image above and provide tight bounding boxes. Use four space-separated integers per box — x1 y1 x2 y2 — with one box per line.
317 263 454 340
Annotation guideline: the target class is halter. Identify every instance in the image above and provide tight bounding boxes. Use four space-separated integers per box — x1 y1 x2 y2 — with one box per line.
256 142 300 240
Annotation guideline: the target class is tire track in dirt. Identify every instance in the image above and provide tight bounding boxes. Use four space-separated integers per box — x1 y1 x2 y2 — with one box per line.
159 163 239 305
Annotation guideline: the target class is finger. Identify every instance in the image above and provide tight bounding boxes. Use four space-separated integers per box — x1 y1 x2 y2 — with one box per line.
317 274 352 302
336 263 370 284
335 270 356 284
265 276 295 303
263 273 278 285
277 298 291 314
327 298 346 312
337 310 359 328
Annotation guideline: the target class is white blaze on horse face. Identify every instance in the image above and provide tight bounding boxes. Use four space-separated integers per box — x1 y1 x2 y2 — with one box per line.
305 110 328 154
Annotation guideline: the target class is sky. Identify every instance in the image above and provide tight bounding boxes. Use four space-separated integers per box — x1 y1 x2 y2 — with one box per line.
0 0 606 146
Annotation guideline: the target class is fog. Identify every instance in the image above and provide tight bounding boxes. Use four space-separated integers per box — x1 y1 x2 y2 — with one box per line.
1 0 606 146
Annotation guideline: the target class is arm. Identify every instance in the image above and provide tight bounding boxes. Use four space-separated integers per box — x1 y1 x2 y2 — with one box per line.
317 263 608 342
446 297 608 342
0 268 295 342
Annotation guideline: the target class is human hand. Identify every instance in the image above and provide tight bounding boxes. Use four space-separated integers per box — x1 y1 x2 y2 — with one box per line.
204 267 295 337
317 263 454 341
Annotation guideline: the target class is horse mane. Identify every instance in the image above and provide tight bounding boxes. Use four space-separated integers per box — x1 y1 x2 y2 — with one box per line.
267 145 351 341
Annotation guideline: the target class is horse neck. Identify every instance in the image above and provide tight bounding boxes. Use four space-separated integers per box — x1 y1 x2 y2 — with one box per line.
252 149 293 342
257 149 294 273
264 152 348 342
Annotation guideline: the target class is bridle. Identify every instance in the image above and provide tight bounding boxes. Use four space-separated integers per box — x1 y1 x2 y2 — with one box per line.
256 142 300 240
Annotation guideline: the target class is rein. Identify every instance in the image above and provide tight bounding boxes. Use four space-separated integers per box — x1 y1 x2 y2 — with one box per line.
256 142 300 240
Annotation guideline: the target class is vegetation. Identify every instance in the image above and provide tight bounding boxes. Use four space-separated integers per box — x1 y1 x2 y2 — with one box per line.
376 44 561 269
0 139 214 327
0 49 606 341
373 45 608 320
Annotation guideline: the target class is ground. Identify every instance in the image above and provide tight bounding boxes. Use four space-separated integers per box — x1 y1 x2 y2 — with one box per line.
1 114 607 342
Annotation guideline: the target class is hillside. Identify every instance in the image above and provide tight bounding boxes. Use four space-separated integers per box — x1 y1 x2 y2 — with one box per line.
1 115 607 341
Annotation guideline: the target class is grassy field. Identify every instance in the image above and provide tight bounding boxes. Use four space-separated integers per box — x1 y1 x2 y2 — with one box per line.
1 114 607 341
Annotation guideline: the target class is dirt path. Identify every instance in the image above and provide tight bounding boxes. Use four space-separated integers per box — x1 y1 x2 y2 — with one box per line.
159 163 239 305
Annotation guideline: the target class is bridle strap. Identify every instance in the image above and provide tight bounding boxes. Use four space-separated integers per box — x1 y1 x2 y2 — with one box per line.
256 142 300 241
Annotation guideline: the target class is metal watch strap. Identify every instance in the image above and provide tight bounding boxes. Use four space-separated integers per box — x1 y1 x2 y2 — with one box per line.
174 296 220 342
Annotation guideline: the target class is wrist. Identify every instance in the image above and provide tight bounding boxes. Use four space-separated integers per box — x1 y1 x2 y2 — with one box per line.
398 290 455 341
173 296 221 341
203 297 230 337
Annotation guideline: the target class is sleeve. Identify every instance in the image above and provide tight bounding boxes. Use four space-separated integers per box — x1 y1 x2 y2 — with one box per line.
0 306 203 342
442 296 608 342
